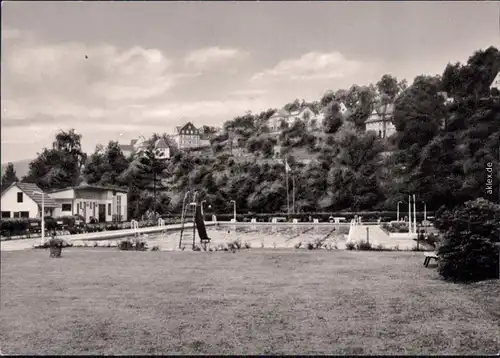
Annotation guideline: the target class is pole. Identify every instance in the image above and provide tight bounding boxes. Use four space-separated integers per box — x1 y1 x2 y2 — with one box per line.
408 195 411 234
292 175 296 214
285 163 290 216
413 194 417 235
153 169 156 219
192 192 197 249
397 202 400 222
424 203 427 225
233 201 236 222
41 193 45 245
417 223 420 250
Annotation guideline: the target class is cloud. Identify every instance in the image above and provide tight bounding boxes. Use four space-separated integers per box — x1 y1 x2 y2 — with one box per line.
1 28 205 128
4 38 180 103
184 46 247 71
250 51 362 82
229 89 269 97
1 28 23 41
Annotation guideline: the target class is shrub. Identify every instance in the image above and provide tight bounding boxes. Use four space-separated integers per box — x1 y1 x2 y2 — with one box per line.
118 239 134 251
232 239 242 249
307 242 315 250
294 242 302 249
346 242 356 250
356 241 372 251
193 245 202 251
118 238 148 251
244 242 251 249
437 198 500 282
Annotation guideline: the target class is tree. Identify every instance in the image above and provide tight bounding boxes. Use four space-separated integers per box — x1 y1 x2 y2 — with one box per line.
283 99 302 112
1 163 18 191
24 129 86 190
320 90 335 108
322 102 343 134
436 198 500 282
393 75 445 150
83 145 106 185
376 74 399 102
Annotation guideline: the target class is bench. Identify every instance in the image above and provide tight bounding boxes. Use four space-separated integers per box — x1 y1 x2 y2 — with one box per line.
424 252 439 268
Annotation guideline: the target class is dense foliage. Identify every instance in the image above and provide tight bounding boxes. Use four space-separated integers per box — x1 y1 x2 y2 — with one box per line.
20 46 500 220
436 198 500 282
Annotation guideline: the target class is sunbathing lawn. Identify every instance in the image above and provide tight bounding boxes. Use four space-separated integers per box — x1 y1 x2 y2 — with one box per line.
1 248 499 355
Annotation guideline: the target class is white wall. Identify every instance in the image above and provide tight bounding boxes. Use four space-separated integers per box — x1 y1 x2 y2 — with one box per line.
49 189 75 200
49 188 128 223
52 199 74 217
0 186 40 218
366 121 396 138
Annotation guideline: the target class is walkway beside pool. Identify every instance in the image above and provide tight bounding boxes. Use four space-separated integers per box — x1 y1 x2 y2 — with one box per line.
0 222 214 252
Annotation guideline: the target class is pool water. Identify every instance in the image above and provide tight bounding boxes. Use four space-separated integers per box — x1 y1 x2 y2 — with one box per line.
77 225 350 250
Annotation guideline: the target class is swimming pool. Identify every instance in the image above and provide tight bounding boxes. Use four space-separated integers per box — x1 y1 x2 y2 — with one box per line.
76 224 350 250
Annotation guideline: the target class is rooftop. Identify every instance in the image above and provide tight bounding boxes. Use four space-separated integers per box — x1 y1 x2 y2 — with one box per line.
1 182 59 208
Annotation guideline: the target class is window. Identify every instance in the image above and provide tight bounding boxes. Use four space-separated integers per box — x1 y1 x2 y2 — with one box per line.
13 212 21 218
17 192 23 203
20 211 29 218
108 203 112 215
1 211 11 218
117 195 122 216
62 204 72 212
378 130 382 138
77 202 80 212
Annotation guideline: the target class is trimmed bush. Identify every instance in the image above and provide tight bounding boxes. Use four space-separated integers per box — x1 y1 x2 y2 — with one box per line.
346 242 356 250
436 198 500 282
356 241 372 251
118 238 148 251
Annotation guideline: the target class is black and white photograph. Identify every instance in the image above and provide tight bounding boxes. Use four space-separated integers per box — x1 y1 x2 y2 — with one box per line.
1 1 500 355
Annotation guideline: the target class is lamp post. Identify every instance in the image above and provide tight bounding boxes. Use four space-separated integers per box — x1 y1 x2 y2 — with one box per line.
421 201 427 226
397 201 402 222
408 195 412 233
33 191 45 245
413 194 417 235
230 200 236 222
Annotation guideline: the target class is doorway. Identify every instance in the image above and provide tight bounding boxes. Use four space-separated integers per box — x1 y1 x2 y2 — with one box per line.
98 204 106 222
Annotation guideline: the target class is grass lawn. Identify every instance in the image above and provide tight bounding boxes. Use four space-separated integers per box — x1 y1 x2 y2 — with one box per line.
1 248 499 355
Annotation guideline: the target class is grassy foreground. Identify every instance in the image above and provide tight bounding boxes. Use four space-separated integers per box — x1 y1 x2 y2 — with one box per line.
1 249 499 355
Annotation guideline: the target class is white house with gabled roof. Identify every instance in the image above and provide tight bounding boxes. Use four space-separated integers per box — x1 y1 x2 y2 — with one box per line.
364 103 396 138
1 182 59 219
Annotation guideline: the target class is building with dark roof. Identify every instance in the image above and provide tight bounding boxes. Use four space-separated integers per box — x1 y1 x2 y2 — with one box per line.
1 182 59 219
364 103 396 138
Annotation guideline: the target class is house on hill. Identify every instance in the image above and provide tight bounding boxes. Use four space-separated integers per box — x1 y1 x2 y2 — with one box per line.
173 122 211 150
267 107 319 132
48 184 128 223
364 103 396 138
490 71 500 94
120 135 149 158
1 182 59 219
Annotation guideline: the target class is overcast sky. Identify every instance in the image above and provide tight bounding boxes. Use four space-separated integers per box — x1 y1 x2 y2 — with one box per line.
1 1 499 162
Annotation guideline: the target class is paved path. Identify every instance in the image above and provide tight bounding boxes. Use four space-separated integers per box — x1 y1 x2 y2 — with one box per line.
346 224 421 250
0 222 215 252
